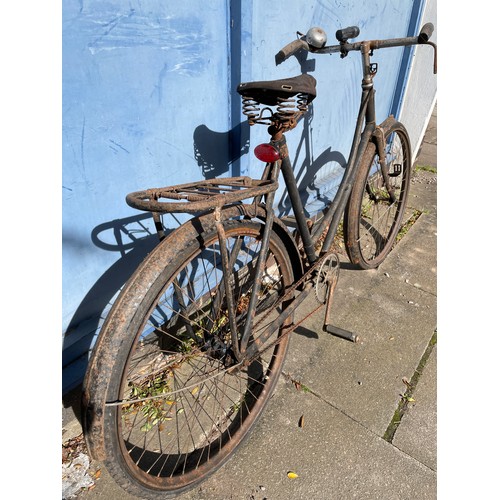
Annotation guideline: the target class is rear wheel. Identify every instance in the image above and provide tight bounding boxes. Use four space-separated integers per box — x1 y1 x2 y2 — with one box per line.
345 122 412 269
94 219 294 498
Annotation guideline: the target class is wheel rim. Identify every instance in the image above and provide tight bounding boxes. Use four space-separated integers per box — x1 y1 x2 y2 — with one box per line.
357 129 410 265
115 224 292 491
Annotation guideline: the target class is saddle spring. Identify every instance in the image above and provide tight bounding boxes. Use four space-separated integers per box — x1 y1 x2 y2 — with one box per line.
241 92 311 130
241 96 264 125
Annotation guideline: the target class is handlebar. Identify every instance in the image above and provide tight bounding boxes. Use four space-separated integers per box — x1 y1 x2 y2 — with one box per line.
275 22 437 73
418 22 434 43
275 38 309 64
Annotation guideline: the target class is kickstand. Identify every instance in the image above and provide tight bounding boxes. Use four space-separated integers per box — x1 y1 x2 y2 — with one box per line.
322 275 360 343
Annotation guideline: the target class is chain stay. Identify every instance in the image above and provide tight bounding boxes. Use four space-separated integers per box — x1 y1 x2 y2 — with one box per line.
245 251 339 364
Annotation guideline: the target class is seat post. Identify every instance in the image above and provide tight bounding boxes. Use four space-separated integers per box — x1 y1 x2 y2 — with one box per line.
268 123 283 142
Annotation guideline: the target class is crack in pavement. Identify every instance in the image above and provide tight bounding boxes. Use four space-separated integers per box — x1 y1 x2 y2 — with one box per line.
280 329 437 474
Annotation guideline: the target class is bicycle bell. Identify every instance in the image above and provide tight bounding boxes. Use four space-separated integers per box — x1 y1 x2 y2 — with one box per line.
306 27 327 48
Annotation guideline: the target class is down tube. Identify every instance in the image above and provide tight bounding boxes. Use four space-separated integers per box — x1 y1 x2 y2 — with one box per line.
319 123 375 254
310 90 373 246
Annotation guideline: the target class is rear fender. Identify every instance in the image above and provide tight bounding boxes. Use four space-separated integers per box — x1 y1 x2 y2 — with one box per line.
82 202 303 460
218 203 304 282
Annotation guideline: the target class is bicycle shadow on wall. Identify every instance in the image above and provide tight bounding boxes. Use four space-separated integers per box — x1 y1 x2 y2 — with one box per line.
192 40 315 180
61 125 254 417
62 213 179 412
62 26 346 414
277 106 347 217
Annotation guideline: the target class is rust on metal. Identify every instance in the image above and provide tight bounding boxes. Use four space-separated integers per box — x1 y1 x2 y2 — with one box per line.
82 202 304 461
241 93 311 132
126 177 278 214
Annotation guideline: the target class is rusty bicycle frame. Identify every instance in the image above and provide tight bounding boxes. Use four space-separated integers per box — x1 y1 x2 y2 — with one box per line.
81 24 438 495
126 24 437 363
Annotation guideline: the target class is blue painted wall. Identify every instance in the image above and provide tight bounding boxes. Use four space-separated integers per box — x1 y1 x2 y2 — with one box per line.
63 0 425 394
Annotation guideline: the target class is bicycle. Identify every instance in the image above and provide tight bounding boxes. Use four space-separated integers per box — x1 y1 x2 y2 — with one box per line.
82 22 437 498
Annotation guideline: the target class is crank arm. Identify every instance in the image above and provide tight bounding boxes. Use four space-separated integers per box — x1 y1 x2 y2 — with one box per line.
322 269 360 343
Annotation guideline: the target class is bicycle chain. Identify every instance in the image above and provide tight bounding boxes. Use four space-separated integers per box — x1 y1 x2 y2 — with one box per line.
244 251 337 365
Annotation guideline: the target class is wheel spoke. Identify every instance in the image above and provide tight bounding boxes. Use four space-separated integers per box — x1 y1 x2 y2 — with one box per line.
107 221 293 493
346 125 411 268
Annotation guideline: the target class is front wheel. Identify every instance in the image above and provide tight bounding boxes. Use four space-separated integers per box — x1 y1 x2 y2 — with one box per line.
344 122 412 269
84 218 294 498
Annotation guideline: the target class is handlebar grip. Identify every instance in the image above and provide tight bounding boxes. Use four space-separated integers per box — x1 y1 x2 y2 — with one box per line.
275 38 308 64
335 26 360 43
418 22 434 43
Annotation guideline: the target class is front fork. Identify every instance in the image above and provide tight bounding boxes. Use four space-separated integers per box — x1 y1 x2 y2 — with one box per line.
371 125 397 204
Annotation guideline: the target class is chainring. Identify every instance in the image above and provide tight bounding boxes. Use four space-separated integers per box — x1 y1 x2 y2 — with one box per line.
314 252 340 304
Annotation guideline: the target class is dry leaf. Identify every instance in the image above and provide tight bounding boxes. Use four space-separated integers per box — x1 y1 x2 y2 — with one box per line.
298 415 304 428
287 471 299 479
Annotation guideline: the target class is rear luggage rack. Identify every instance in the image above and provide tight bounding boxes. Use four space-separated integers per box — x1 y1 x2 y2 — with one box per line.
126 177 278 214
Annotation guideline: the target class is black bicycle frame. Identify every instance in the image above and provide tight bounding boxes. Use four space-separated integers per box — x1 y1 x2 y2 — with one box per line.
272 42 379 266
236 32 437 357
236 46 377 357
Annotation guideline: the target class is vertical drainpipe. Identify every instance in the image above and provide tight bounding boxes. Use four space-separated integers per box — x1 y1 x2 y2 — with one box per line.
228 0 252 177
389 0 425 120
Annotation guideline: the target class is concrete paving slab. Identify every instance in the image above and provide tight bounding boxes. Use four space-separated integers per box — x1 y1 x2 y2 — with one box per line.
279 156 437 436
280 212 437 436
414 144 437 169
81 382 436 500
393 347 437 471
176 382 436 500
415 105 437 169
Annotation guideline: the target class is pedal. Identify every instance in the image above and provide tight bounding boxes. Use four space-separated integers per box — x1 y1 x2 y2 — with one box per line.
323 323 360 343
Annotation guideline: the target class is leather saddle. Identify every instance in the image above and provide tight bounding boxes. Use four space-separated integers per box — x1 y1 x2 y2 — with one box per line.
237 74 317 106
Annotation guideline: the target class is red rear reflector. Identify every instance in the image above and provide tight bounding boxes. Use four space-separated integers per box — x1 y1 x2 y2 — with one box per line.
254 143 280 163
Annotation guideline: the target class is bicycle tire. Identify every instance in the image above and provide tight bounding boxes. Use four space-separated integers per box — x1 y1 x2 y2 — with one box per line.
85 217 294 498
344 121 412 269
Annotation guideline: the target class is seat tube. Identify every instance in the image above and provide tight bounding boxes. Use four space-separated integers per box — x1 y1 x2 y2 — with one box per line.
272 134 317 264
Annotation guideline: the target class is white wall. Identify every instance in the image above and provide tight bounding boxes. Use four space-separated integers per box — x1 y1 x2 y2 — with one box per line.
398 0 437 161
